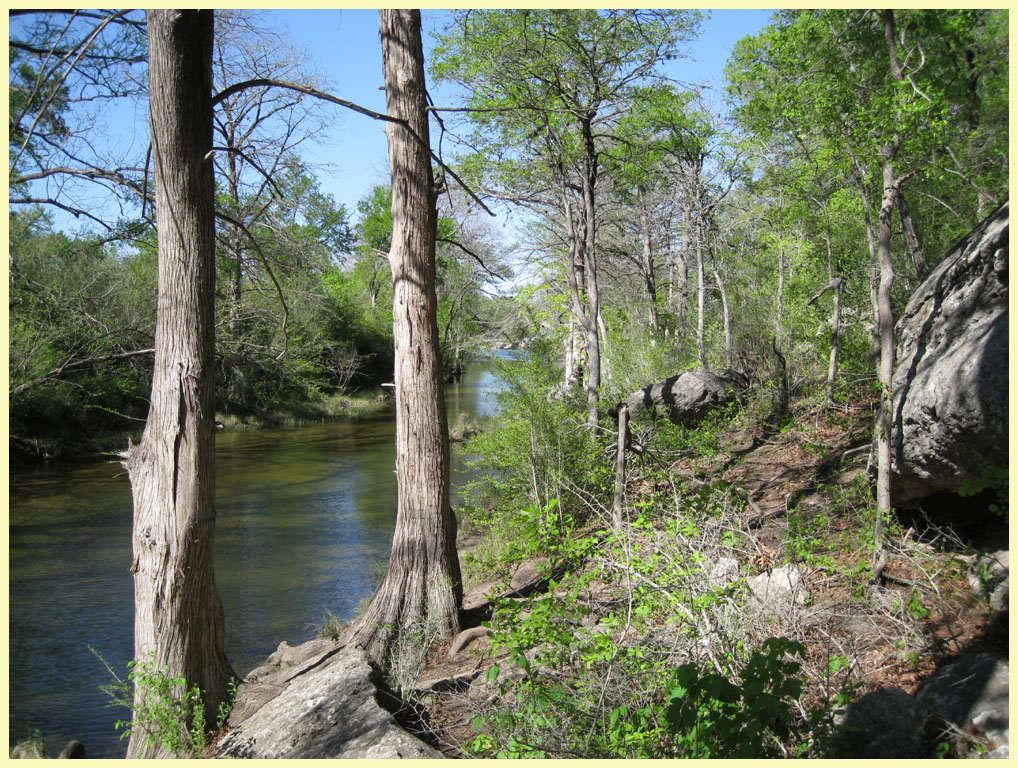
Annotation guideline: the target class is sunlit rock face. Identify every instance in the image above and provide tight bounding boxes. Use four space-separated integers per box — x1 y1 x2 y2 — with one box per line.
869 201 1008 508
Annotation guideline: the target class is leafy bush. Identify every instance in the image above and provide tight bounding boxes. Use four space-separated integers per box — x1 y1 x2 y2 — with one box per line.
93 648 236 758
664 637 805 758
463 348 611 541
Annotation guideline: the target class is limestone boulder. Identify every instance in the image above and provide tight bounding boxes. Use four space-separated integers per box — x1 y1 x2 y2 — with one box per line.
613 369 748 426
216 645 440 759
869 201 1008 507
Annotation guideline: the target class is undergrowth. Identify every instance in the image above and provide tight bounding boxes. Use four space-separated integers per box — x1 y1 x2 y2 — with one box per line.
442 362 981 759
92 648 237 758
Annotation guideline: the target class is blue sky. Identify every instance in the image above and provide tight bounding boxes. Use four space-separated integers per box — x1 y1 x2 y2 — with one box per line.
270 9 775 222
21 9 774 235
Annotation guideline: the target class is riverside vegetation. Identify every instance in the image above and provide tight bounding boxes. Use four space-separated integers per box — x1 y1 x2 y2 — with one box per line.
9 8 1006 760
384 352 1007 758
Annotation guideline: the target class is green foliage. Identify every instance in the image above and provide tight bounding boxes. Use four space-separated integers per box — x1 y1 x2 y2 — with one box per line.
958 464 1008 517
664 637 805 758
463 347 609 529
93 648 237 758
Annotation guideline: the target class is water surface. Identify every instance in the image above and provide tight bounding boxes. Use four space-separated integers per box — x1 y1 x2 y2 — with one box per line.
8 357 501 757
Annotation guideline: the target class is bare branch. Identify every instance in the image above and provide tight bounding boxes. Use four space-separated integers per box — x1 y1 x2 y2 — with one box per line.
10 347 155 398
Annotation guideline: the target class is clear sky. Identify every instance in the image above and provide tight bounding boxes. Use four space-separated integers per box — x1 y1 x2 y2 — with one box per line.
269 9 775 223
20 9 775 235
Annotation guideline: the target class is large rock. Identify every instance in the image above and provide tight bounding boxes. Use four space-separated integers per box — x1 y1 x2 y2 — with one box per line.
613 369 748 425
870 201 1008 506
216 645 440 759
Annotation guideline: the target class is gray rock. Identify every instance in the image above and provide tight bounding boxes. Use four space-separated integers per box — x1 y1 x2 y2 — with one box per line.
216 645 441 759
613 369 748 426
967 549 1009 611
10 740 45 759
709 556 740 587
746 565 808 616
833 686 927 758
869 201 1008 507
916 653 1009 752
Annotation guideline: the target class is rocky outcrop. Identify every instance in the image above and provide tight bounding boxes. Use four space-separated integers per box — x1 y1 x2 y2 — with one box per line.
612 369 748 425
870 201 1008 507
216 643 440 759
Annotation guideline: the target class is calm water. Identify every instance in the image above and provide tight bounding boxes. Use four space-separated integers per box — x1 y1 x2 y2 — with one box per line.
8 357 503 758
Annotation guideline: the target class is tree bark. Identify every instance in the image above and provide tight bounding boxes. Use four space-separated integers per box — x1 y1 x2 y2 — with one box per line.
710 260 732 370
346 9 462 665
638 191 659 335
695 211 707 371
124 10 233 757
895 190 926 280
611 403 629 529
820 198 841 406
874 158 896 573
579 115 601 428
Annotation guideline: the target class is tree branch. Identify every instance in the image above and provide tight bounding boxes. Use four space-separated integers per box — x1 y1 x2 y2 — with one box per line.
212 77 496 217
214 210 290 360
10 347 155 398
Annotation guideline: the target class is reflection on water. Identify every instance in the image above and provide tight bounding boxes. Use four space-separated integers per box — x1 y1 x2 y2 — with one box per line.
7 356 504 757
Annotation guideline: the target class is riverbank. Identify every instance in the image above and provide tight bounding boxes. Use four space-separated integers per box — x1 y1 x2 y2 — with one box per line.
216 389 392 429
405 400 1009 758
9 389 394 467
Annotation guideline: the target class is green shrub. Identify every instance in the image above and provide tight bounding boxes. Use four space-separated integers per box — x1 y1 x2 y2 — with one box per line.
664 637 805 758
93 648 236 758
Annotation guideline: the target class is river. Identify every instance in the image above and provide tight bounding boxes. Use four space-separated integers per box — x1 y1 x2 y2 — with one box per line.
8 356 504 758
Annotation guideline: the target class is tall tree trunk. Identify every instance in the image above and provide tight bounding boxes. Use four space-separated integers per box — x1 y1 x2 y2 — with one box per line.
580 116 601 428
638 191 659 335
559 177 586 391
674 201 690 331
820 199 841 406
895 190 926 280
775 237 785 341
710 260 732 370
695 212 707 371
873 8 910 579
124 10 233 757
347 9 462 664
874 158 897 575
852 164 881 358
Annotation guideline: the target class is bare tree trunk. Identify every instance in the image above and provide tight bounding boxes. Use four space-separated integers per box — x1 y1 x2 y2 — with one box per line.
710 260 732 370
853 165 881 358
558 175 587 392
695 214 707 371
895 190 926 280
580 116 601 428
611 403 629 529
674 201 690 331
820 199 841 406
776 237 785 340
124 10 233 757
563 315 582 389
873 158 897 577
347 9 461 664
638 191 659 335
